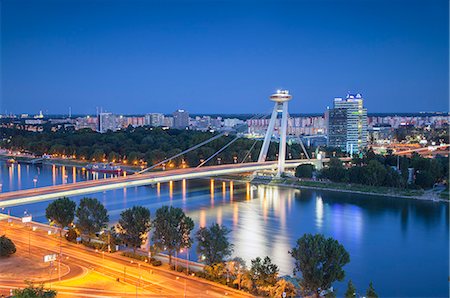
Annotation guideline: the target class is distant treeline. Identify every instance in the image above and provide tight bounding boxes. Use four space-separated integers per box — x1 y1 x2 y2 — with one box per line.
0 126 333 167
297 149 449 190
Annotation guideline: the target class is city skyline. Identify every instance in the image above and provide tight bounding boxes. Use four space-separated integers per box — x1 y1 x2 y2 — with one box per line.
1 0 448 114
0 1 448 297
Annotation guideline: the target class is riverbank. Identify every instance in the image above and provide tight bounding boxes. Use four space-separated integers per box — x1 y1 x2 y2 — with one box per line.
216 175 449 202
0 152 141 173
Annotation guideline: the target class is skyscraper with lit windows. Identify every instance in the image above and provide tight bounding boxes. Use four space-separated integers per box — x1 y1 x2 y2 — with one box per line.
327 93 368 154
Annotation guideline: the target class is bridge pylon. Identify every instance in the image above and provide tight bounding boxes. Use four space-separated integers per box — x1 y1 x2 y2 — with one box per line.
258 90 292 176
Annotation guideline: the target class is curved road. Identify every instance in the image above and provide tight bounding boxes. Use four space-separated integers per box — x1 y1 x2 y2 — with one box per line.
0 218 251 297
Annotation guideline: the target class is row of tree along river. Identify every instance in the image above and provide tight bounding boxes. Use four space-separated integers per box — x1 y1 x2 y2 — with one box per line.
0 161 448 297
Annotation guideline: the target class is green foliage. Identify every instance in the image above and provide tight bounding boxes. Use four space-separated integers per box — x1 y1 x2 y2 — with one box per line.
204 262 227 280
415 170 435 188
76 197 109 241
320 158 347 182
116 206 151 253
321 151 448 190
91 149 105 161
366 281 378 298
65 228 79 243
229 257 248 290
12 282 56 297
0 235 16 257
268 279 297 298
121 251 155 263
289 233 350 297
0 126 333 167
152 206 194 264
295 164 315 178
99 226 121 250
195 223 233 266
345 280 357 298
81 239 108 251
364 160 388 186
249 256 279 293
45 197 76 236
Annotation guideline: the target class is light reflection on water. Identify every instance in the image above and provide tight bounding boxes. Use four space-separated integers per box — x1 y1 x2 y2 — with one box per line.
0 162 448 297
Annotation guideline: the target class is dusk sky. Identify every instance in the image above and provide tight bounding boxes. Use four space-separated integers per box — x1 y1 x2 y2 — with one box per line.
1 0 448 115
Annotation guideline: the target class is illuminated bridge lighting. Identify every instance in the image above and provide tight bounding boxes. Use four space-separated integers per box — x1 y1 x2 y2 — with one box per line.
0 159 330 208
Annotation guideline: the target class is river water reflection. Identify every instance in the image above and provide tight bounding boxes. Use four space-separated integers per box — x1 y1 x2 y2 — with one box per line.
0 162 448 297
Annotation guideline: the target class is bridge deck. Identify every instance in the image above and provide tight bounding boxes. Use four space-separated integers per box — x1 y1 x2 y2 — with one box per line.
0 159 320 208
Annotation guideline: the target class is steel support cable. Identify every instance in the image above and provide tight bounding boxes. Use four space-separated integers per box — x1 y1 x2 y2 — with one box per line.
240 108 275 164
196 112 270 168
240 139 259 163
196 136 241 168
136 113 265 174
299 137 311 160
136 132 227 174
286 111 310 160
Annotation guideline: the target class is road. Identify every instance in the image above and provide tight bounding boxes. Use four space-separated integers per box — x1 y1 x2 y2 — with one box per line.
0 217 251 297
0 159 325 208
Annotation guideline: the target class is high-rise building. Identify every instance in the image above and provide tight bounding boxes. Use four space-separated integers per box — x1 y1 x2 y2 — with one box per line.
145 113 165 127
76 116 98 131
173 109 189 129
163 116 174 128
327 108 348 151
98 112 119 133
327 93 368 154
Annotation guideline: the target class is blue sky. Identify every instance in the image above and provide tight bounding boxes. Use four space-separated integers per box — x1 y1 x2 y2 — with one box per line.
1 0 448 115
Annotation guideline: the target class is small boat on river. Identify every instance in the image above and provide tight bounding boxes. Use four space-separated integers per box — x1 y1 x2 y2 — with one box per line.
86 163 123 174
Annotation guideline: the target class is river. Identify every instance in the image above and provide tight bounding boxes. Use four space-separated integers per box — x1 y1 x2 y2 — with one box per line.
0 162 448 297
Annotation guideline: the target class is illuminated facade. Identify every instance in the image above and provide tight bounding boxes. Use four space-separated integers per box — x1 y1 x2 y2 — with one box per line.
328 93 368 154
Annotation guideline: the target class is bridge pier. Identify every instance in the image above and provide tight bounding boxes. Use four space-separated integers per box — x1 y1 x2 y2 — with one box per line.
257 90 292 177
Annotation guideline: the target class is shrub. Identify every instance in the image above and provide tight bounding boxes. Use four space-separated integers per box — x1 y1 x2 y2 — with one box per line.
82 240 107 251
12 282 56 297
151 260 162 266
295 164 315 178
121 251 153 263
65 228 78 243
0 235 16 257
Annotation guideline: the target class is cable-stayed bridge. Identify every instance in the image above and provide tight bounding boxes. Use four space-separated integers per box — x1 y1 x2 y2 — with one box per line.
0 159 326 208
0 90 345 208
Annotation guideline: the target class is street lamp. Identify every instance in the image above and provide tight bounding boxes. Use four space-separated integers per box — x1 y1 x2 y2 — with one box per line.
21 211 32 257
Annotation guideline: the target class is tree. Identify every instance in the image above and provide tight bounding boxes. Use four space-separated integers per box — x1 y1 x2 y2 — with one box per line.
45 197 76 238
364 160 387 186
116 206 151 253
195 223 233 266
289 233 350 297
268 279 297 298
320 158 347 182
366 282 378 298
91 149 105 161
415 170 435 189
0 235 16 257
205 262 226 280
76 197 109 241
229 257 247 290
12 282 57 298
295 164 315 178
345 280 357 298
108 151 120 162
152 206 194 264
65 228 79 243
249 256 279 294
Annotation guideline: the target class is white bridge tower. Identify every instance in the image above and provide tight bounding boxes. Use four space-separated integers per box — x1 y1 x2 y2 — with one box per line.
258 90 292 176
